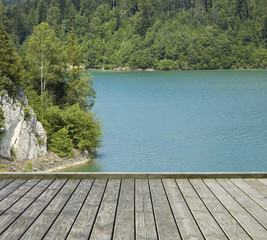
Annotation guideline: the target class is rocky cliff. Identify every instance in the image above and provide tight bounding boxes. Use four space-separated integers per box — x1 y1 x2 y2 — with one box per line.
0 88 47 160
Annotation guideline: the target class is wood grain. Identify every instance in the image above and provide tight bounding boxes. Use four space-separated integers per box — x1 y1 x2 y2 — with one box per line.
89 179 121 240
149 179 181 240
67 179 107 240
43 179 93 240
135 179 157 240
176 179 227 240
0 179 66 239
113 179 135 240
0 179 40 215
190 179 250 239
0 179 52 235
204 179 267 240
20 179 80 240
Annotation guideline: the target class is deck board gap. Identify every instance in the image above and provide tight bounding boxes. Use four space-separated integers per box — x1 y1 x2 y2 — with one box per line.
174 179 206 239
0 179 14 191
133 179 136 240
205 179 253 238
189 179 229 239
41 179 82 239
161 179 183 239
20 179 69 239
65 179 96 239
87 179 109 240
204 179 267 239
0 179 27 202
0 179 55 236
147 179 159 240
110 179 122 240
0 179 41 216
216 179 267 231
1 179 68 239
229 179 267 213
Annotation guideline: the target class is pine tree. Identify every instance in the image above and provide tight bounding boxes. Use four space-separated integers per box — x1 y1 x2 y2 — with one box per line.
63 27 96 110
0 2 21 95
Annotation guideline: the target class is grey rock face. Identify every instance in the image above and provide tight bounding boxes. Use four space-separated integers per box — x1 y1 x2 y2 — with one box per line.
0 88 47 160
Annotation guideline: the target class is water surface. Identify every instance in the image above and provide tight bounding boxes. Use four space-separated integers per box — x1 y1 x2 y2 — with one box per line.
65 70 267 172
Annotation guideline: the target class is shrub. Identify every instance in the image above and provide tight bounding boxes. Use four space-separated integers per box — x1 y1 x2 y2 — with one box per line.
49 128 74 158
44 104 102 157
0 106 5 136
24 107 31 120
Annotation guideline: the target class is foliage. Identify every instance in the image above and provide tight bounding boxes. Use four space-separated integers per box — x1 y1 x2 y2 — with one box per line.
44 105 102 157
0 2 102 158
4 0 267 70
24 107 31 120
0 106 5 136
0 3 21 95
49 127 74 158
11 146 16 157
24 161 33 172
63 28 96 110
22 22 65 96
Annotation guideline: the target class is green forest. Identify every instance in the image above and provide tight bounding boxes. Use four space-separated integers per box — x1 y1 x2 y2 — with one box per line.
3 0 267 70
1 1 102 158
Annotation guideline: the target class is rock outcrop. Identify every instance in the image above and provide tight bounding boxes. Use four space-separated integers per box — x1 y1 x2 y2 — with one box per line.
0 88 47 160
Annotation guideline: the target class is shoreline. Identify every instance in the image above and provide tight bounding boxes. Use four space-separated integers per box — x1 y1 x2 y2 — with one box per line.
0 150 93 173
86 67 267 72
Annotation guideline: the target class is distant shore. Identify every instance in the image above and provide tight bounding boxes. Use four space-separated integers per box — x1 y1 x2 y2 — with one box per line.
86 67 267 72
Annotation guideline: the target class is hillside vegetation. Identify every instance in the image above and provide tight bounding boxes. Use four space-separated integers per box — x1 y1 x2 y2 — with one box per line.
1 2 102 158
3 0 267 70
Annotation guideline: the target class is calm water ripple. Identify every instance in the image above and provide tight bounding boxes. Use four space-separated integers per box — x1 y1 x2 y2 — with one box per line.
64 70 267 172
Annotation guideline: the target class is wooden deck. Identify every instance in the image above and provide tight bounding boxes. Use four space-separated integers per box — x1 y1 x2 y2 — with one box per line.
0 173 266 239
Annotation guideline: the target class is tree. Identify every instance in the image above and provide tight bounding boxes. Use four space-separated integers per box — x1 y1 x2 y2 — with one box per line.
0 2 21 95
23 22 64 104
63 28 96 110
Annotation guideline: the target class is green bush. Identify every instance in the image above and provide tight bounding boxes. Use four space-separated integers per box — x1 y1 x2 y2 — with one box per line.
0 106 5 136
49 128 74 158
24 107 31 120
44 104 102 157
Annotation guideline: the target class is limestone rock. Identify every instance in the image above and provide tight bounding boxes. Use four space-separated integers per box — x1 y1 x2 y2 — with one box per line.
0 88 47 160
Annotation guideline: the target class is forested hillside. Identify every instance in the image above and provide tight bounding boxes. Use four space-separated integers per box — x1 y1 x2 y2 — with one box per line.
4 0 267 70
1 1 102 159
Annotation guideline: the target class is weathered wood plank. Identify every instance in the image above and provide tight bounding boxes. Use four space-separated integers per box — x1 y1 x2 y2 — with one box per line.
0 179 26 201
244 179 267 197
218 179 267 229
67 179 107 240
204 179 267 240
0 179 40 215
258 179 267 186
149 179 181 240
231 179 267 211
0 179 52 235
162 179 204 240
135 179 157 240
20 179 80 240
176 179 227 240
43 179 93 240
190 179 251 239
0 180 66 239
89 179 121 240
113 179 135 240
0 179 13 190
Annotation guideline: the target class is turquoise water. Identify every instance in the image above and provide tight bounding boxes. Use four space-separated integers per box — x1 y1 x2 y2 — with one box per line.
65 70 267 172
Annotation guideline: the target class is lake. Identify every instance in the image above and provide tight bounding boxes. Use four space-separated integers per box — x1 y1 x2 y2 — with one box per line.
64 70 267 172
